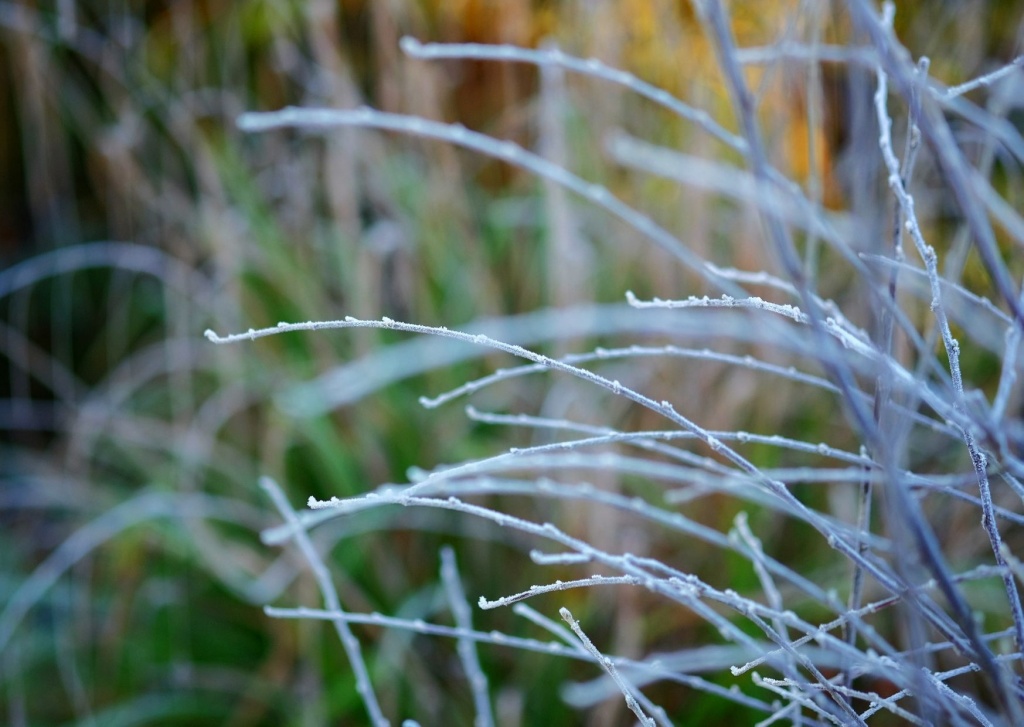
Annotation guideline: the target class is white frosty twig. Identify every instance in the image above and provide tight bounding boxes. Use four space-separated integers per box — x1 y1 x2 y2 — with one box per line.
559 606 657 727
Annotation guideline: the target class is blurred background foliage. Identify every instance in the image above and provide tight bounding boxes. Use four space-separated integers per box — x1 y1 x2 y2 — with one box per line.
1 0 1021 724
